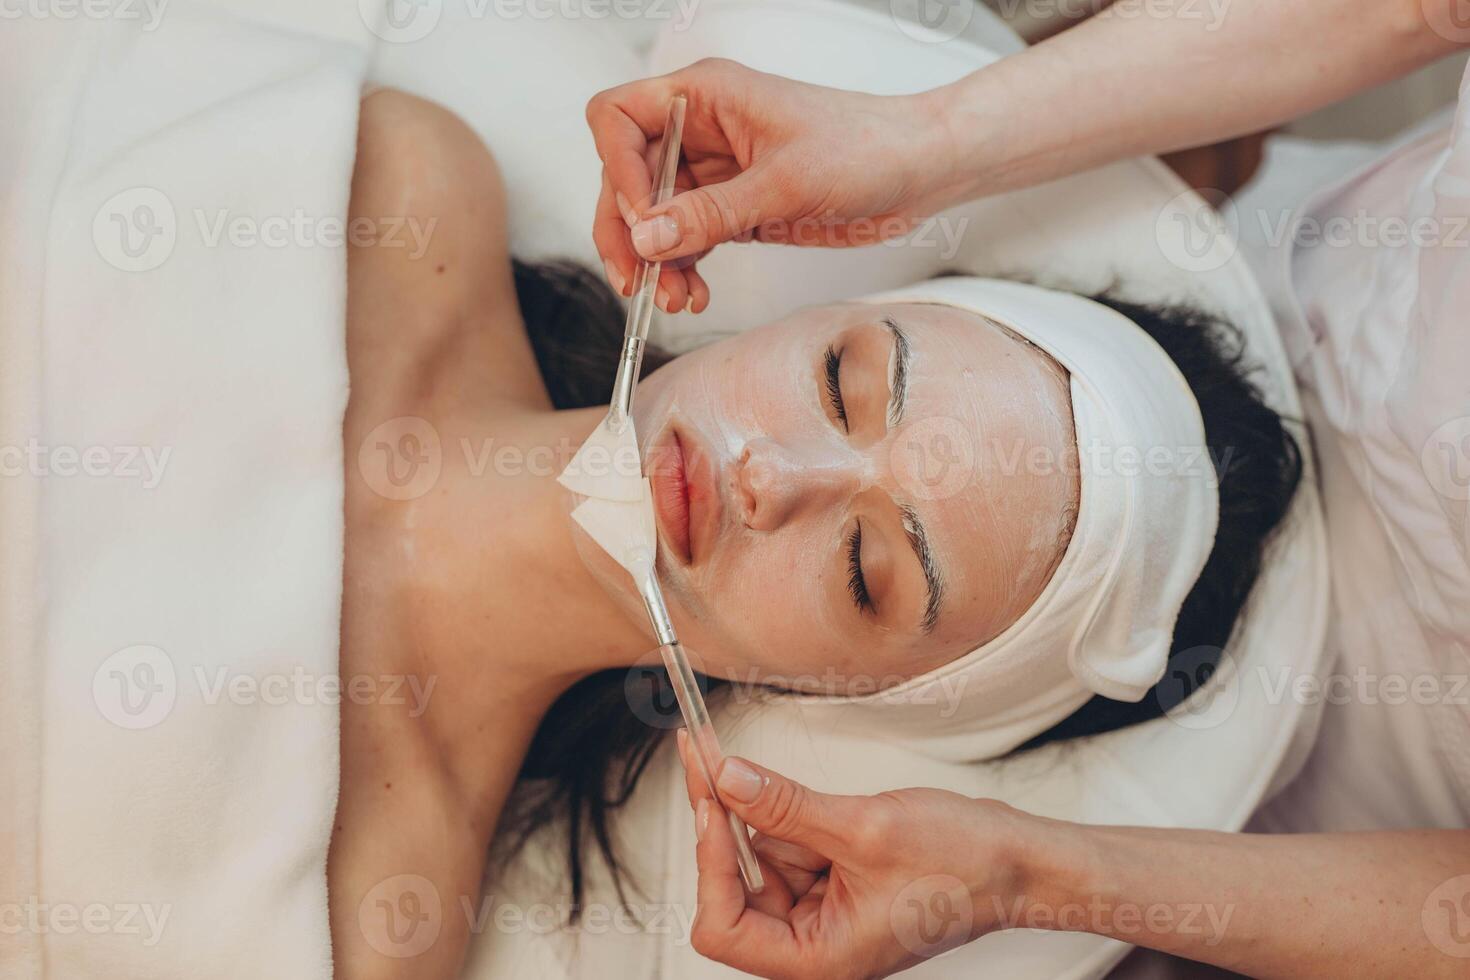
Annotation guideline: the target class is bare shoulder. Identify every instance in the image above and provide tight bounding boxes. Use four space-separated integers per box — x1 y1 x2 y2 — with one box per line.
355 89 507 216
351 88 510 274
346 88 548 411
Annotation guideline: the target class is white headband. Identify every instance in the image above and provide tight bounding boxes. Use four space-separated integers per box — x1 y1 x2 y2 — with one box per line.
790 278 1221 762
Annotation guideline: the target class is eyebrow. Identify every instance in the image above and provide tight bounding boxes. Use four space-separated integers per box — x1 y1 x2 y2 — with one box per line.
899 504 944 634
883 316 910 428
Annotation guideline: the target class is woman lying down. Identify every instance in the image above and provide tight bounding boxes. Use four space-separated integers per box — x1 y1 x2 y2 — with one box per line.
328 89 1301 979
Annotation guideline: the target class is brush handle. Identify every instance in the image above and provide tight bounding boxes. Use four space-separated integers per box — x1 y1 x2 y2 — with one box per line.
612 95 760 891
610 94 687 425
659 640 766 895
633 565 763 891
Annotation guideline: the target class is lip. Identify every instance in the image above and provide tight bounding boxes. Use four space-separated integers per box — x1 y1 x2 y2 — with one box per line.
648 428 692 563
648 423 721 565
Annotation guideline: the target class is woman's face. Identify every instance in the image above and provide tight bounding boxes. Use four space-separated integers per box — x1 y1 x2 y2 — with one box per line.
583 301 1080 693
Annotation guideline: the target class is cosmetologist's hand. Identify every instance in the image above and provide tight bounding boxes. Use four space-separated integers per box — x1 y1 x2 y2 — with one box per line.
587 59 956 315
673 730 1040 980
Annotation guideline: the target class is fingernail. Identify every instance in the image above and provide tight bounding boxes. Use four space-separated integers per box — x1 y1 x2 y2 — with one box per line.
656 287 670 311
696 798 710 841
603 258 626 296
632 214 680 256
676 727 689 760
616 191 637 227
717 759 763 804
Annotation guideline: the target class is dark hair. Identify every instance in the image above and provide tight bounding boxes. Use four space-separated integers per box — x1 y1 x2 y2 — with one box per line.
503 260 1301 912
1021 293 1302 748
501 258 697 918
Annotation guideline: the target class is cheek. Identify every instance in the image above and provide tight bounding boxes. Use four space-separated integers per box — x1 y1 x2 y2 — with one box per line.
643 333 819 439
693 526 975 689
679 532 878 684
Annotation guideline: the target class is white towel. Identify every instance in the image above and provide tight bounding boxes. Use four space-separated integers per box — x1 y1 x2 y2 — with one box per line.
0 4 371 977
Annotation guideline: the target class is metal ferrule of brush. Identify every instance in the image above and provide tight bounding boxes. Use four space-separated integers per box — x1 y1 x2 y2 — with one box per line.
637 576 679 647
608 335 645 428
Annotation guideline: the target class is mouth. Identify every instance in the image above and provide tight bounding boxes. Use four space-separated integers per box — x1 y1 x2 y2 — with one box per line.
648 423 719 565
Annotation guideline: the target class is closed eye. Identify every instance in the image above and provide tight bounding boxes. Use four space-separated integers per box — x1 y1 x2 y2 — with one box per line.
846 519 873 613
824 344 848 432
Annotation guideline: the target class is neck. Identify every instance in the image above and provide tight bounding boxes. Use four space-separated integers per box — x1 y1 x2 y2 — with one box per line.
444 405 657 711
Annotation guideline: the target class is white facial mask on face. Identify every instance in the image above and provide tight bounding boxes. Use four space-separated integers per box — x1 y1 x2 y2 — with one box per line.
791 278 1221 762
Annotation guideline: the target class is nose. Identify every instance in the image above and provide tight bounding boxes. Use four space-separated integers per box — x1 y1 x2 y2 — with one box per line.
735 436 865 531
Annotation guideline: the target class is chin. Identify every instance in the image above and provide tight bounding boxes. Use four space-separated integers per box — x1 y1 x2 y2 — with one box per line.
566 518 653 638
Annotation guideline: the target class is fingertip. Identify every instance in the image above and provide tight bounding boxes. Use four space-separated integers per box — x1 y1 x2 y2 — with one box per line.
676 727 689 763
631 210 683 262
603 258 628 297
593 176 641 297
615 191 637 228
694 797 737 874
696 797 711 842
657 268 688 314
686 268 711 314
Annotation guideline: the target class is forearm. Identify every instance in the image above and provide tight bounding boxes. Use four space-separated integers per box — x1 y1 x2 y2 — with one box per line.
923 0 1463 203
1011 817 1470 977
